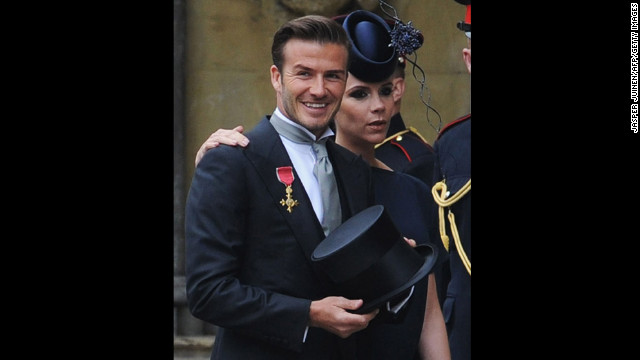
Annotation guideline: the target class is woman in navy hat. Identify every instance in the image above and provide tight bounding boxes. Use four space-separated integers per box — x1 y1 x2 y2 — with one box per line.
330 10 449 360
195 9 451 360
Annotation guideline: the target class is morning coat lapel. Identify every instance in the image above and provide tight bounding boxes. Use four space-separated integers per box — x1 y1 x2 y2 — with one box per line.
243 117 326 262
326 139 373 220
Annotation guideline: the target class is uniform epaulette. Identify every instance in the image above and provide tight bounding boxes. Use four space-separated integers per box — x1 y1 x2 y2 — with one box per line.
436 113 471 140
375 126 431 149
406 126 429 145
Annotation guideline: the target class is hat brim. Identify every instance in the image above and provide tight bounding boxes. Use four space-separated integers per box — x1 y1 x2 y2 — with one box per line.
350 243 437 314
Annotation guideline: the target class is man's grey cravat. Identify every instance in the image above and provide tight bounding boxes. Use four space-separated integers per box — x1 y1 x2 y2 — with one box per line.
270 114 342 236
311 138 342 235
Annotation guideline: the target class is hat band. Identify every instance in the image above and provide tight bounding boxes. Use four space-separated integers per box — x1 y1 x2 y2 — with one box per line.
457 21 471 32
313 206 400 282
332 240 425 302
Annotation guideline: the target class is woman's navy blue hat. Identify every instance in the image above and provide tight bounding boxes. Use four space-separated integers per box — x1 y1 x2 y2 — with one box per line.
333 10 398 83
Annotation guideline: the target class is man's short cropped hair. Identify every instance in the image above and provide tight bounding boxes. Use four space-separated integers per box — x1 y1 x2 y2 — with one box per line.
271 15 352 72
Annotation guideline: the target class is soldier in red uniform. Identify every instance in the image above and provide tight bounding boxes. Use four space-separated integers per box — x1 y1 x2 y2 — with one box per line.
431 1 471 359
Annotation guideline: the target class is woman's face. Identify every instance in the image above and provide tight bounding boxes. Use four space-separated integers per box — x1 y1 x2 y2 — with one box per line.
334 73 396 149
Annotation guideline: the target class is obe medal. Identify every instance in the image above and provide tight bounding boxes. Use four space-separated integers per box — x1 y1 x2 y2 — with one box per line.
276 166 298 213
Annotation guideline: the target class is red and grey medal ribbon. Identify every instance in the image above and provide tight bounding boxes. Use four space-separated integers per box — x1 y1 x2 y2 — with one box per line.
276 166 299 213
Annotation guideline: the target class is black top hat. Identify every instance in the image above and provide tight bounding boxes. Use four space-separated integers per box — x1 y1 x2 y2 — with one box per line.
311 205 437 314
333 10 398 83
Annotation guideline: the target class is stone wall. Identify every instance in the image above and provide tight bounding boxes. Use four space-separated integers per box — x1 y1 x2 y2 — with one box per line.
183 0 470 181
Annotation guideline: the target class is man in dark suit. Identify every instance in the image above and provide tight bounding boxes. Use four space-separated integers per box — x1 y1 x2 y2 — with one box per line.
185 15 379 360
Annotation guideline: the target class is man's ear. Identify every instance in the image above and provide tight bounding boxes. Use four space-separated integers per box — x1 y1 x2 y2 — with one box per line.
392 77 406 103
270 65 281 92
463 46 471 74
